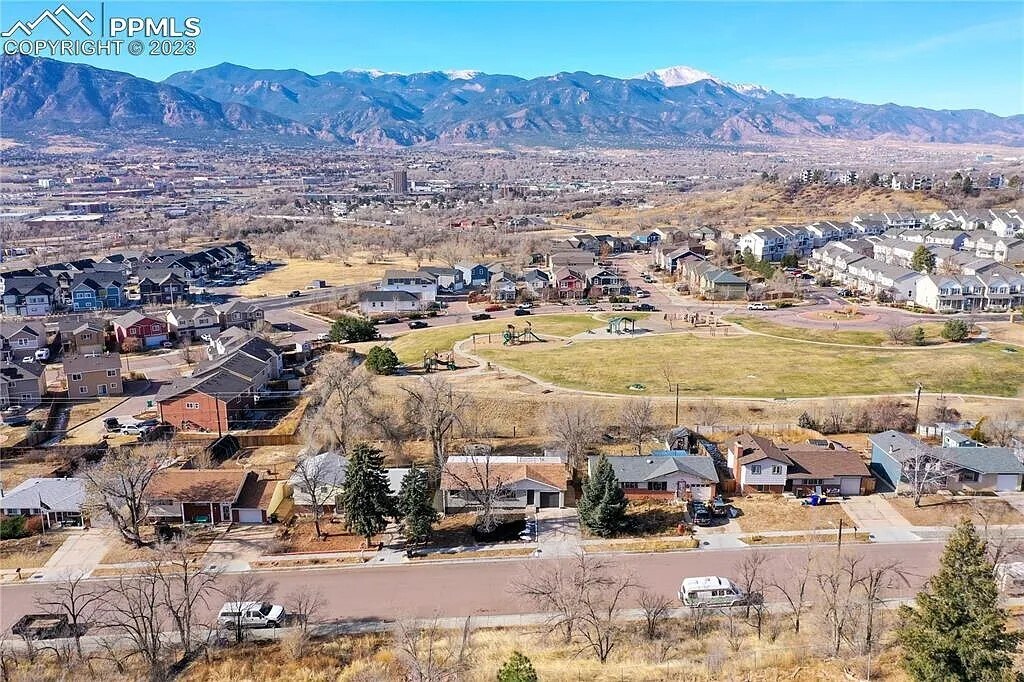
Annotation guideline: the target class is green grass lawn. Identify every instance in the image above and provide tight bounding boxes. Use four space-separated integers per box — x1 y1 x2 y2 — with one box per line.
727 316 946 346
388 313 647 364
475 334 1024 398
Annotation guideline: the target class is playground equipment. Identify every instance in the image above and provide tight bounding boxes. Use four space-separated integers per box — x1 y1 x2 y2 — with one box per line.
502 322 544 346
423 350 457 372
606 316 637 335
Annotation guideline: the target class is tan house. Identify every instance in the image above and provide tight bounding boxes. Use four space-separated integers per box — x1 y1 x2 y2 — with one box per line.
64 352 123 397
60 321 106 355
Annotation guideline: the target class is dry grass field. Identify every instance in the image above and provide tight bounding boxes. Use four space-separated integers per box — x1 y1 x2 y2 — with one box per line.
889 495 1024 527
237 254 443 296
0 533 66 569
728 316 947 347
731 495 856 533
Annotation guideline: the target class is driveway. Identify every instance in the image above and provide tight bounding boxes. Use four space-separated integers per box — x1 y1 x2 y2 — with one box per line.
35 528 114 580
204 525 279 572
841 495 912 529
535 508 582 557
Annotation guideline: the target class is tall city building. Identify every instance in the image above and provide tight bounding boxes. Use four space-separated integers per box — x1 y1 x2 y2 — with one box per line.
392 169 409 195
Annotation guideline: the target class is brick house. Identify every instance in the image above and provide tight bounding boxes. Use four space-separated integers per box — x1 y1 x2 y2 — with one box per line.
113 311 168 349
144 469 272 524
64 352 123 397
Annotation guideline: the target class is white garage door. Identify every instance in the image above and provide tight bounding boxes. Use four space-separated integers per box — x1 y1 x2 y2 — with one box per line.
839 478 862 496
236 509 263 524
996 475 1021 492
689 485 712 502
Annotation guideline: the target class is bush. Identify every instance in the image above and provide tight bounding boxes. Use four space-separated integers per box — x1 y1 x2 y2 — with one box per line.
941 319 970 342
365 346 399 375
497 651 538 682
797 412 817 430
329 316 379 343
912 326 927 346
0 515 29 540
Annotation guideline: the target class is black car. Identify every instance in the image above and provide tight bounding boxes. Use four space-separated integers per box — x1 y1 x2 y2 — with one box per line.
287 290 301 298
472 313 492 321
692 502 714 527
103 417 122 433
407 320 429 329
375 317 401 325
513 308 532 316
632 303 656 311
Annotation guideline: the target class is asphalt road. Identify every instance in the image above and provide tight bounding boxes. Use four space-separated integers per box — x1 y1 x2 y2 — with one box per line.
0 541 943 630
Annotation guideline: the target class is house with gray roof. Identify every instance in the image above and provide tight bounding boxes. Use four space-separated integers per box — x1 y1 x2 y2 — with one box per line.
869 430 1024 494
0 477 85 528
590 454 720 502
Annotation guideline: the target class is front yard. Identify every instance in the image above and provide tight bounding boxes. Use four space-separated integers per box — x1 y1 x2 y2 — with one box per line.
889 495 1024 527
622 500 690 537
99 527 220 565
0 533 67 569
731 494 856 533
276 517 373 553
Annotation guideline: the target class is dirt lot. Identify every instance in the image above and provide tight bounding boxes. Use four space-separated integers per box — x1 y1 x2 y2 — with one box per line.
277 517 374 553
0 532 67 569
732 494 856 533
0 461 59 490
99 527 221 565
889 495 1024 526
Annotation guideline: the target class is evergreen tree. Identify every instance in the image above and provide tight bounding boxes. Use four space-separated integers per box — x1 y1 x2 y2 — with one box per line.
329 316 379 343
942 319 970 342
896 518 1020 681
365 345 399 375
912 326 927 346
911 245 936 274
497 650 538 682
341 443 396 546
397 465 438 544
578 455 628 537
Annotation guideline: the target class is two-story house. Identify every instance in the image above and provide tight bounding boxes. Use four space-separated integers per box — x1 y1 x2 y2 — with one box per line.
64 352 123 397
380 269 438 303
1 278 57 316
58 320 107 355
215 301 265 331
0 360 46 408
166 306 221 342
112 311 168 349
489 271 518 302
455 263 492 288
553 267 586 299
69 275 125 311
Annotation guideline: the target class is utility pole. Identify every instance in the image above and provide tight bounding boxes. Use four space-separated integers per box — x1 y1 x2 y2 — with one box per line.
836 516 844 557
674 384 680 426
913 382 923 427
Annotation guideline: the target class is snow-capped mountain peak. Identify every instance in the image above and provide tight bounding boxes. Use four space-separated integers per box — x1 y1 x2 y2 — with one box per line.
443 69 482 80
636 65 718 87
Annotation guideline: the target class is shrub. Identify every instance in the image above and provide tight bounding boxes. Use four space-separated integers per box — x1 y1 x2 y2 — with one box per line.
941 319 970 342
365 346 399 375
797 412 817 430
497 651 538 682
0 515 29 540
912 326 927 346
329 316 379 343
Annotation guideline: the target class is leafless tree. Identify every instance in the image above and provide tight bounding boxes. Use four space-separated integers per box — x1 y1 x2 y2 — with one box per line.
286 587 325 637
736 550 768 619
401 375 473 473
443 454 511 534
900 444 959 507
694 399 723 429
544 401 602 471
156 533 222 658
984 410 1023 447
853 558 908 656
83 444 167 547
394 617 473 682
35 571 106 658
620 398 657 455
772 551 817 634
291 451 344 539
814 557 861 656
720 607 744 653
219 573 278 644
303 353 376 453
514 552 638 663
931 395 961 424
638 590 672 640
886 324 909 345
99 569 166 677
822 401 848 435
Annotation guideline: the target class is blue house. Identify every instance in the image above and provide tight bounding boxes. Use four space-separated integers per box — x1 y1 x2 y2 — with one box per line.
631 229 666 248
455 263 491 288
70 276 124 311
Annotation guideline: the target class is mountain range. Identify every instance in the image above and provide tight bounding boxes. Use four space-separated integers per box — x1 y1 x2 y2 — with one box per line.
3 54 1022 148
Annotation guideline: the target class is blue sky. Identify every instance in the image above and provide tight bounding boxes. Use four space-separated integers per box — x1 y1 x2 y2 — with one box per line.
5 1 1023 115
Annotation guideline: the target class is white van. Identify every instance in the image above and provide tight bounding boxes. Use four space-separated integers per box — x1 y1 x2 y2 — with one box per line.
217 602 285 629
34 348 50 361
678 576 749 607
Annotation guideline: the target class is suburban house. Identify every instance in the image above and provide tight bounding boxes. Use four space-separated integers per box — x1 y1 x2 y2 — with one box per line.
63 352 123 397
675 260 748 300
0 278 57 316
137 271 189 305
489 271 519 302
440 455 570 512
166 306 221 342
869 430 1024 494
380 269 438 303
112 311 168 349
289 451 348 510
69 275 124 311
421 267 465 292
553 267 586 299
592 454 719 501
726 434 793 494
657 247 705 274
631 229 666 248
145 469 272 524
0 478 85 529
359 290 423 315
584 266 626 297
726 434 870 496
216 301 265 330
548 251 596 270
737 225 813 261
455 263 491 287
57 320 106 355
0 360 46 408
522 269 551 297
1 322 46 360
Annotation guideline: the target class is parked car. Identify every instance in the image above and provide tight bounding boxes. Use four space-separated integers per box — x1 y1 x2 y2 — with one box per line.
586 306 603 312
472 313 492 321
635 289 650 298
218 602 285 629
287 290 302 298
33 348 50 362
692 503 714 527
373 317 401 325
517 302 534 309
678 576 750 608
632 303 656 312
104 417 122 433
3 413 30 427
484 304 503 312
315 332 331 341
513 308 532 316
408 320 429 329
11 614 74 640
120 424 152 437
161 341 174 349
746 302 768 310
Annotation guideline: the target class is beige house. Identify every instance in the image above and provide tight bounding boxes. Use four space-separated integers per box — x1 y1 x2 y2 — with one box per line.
64 353 123 397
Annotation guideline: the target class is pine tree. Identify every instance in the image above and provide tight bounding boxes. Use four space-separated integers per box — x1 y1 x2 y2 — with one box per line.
497 650 538 682
578 455 628 537
912 326 927 346
911 245 936 274
397 465 438 544
896 518 1020 681
341 443 396 546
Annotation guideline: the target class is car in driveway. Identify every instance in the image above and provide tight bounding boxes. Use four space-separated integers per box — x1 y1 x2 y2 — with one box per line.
471 313 492 321
120 424 152 437
407 320 429 329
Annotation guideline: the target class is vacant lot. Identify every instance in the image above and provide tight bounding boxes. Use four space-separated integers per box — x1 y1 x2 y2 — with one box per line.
387 313 619 364
729 316 946 347
732 495 856 533
475 334 1024 398
238 255 440 296
0 533 66 569
890 495 1024 527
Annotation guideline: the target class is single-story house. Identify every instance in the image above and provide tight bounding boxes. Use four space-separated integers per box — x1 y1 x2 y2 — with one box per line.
592 454 719 502
0 477 85 529
359 290 423 315
783 448 872 497
869 430 1024 494
441 455 569 512
145 469 272 524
